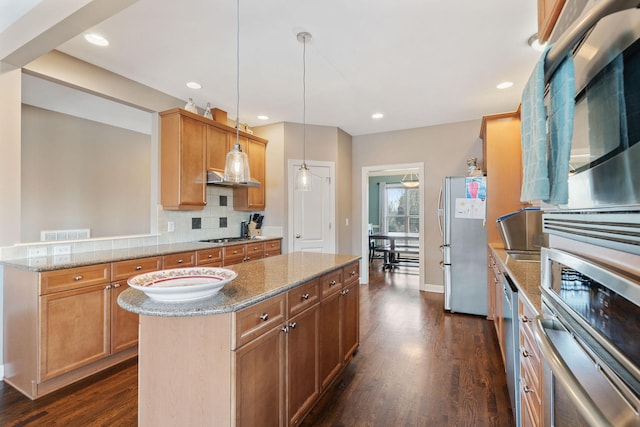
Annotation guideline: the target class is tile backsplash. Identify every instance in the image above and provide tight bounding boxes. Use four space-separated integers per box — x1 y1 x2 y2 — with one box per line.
0 186 264 260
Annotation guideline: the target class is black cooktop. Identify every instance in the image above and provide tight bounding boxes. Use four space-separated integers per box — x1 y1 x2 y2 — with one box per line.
199 237 250 243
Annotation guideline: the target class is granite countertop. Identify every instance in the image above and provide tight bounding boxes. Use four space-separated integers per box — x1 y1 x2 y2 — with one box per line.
0 237 282 272
489 244 542 314
118 252 360 318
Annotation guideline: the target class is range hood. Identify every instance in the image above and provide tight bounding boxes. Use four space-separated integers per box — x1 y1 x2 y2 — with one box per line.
206 171 261 188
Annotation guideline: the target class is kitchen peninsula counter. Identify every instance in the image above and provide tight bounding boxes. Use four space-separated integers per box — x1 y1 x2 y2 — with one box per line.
0 237 282 272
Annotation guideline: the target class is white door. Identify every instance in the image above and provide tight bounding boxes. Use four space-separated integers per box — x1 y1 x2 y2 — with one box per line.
288 161 335 253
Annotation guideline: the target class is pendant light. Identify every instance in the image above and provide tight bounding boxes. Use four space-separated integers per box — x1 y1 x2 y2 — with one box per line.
401 171 419 188
295 32 312 191
224 0 251 183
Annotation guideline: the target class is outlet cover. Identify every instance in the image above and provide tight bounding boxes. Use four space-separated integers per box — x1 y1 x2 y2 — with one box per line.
53 245 71 255
219 217 227 228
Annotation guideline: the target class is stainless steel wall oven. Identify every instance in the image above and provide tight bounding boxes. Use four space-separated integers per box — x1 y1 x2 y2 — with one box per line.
534 247 640 426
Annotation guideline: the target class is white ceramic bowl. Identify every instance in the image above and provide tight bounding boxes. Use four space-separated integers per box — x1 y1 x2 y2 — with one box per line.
128 267 237 302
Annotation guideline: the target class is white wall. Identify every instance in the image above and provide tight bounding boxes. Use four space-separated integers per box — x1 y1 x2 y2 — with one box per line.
352 119 484 288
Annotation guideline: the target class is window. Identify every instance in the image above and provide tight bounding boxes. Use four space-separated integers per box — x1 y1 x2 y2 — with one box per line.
385 184 419 233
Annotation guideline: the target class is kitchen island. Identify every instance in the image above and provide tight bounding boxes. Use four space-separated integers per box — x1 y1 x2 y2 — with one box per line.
119 252 361 427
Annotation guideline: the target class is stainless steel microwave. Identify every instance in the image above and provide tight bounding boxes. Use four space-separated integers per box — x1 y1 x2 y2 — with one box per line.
543 2 640 211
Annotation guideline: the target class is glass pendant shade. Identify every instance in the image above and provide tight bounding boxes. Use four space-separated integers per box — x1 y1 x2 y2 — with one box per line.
224 142 251 182
295 164 312 191
401 172 419 188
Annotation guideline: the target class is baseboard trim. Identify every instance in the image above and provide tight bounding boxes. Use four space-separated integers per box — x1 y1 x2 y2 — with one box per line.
422 283 444 293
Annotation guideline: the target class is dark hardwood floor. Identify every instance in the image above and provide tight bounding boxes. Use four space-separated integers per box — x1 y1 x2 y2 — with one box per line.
0 261 513 426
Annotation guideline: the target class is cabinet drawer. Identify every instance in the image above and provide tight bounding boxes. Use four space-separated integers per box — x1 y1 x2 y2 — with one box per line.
245 242 264 261
520 327 541 391
320 270 343 298
521 359 542 426
224 244 246 265
263 240 281 257
163 252 195 269
40 264 110 295
111 256 162 281
342 262 359 286
234 294 286 349
288 278 320 318
196 248 223 265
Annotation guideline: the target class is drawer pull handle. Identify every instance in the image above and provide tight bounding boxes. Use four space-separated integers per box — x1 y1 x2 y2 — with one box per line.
233 250 238 254
177 259 183 263
208 254 213 258
329 280 337 287
341 289 350 295
259 313 269 321
136 265 142 270
289 322 297 329
301 293 310 300
523 385 534 393
350 270 356 276
74 275 83 281
522 350 531 358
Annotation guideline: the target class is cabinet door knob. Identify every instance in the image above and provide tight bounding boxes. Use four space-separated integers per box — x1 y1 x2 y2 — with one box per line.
105 285 112 290
329 280 337 287
113 283 121 289
521 316 530 323
523 385 534 393
522 349 531 358
136 265 142 270
281 326 289 333
259 313 269 321
350 271 356 276
301 293 310 300
74 275 83 281
296 234 301 239
288 322 297 329
341 289 350 295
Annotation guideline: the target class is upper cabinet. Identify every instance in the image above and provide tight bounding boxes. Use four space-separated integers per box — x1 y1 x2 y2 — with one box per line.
537 0 566 43
160 110 207 210
234 137 267 211
160 108 268 211
481 111 524 244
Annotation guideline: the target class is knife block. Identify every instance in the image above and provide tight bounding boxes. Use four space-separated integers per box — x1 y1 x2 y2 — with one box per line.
248 221 261 237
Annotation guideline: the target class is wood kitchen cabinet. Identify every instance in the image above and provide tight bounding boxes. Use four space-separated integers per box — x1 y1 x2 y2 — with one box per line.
163 251 195 268
341 263 360 363
160 108 268 211
488 252 505 363
4 263 138 399
538 0 566 43
264 239 282 258
40 282 111 381
481 111 523 317
196 247 223 267
160 110 207 210
519 295 543 427
234 137 267 211
110 256 162 354
287 279 320 426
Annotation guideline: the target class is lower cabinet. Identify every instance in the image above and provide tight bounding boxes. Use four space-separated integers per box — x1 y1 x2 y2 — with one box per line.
40 283 111 381
519 295 543 427
234 261 359 427
235 324 286 427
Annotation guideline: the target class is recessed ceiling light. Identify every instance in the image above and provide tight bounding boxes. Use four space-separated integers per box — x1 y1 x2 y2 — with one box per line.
186 81 202 89
496 81 514 90
527 33 548 52
84 33 109 47
257 115 269 120
371 113 384 120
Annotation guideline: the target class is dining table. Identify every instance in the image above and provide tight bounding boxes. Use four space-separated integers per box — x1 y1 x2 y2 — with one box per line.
369 232 419 270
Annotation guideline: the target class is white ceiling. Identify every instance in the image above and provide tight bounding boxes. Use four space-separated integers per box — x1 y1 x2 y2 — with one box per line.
50 0 540 136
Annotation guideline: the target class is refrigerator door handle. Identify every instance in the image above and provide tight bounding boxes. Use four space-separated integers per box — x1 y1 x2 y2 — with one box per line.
437 185 444 238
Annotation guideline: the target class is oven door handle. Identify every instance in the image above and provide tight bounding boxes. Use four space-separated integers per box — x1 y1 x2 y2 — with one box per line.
533 315 614 427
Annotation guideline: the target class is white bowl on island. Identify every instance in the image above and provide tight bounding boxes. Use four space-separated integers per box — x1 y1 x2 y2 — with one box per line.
128 267 237 302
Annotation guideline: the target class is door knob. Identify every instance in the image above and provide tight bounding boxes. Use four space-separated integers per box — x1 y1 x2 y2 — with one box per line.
296 234 301 239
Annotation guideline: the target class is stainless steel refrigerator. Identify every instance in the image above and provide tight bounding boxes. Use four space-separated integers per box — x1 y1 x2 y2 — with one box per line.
438 176 488 316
